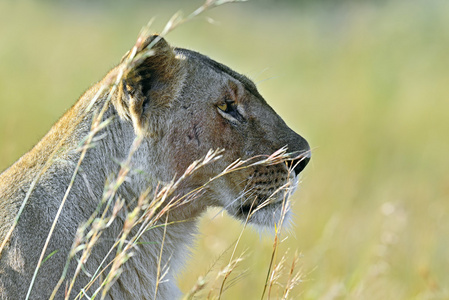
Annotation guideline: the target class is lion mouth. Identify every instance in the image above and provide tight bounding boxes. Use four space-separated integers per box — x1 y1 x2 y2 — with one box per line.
232 196 290 228
233 179 297 225
236 199 284 219
229 156 305 227
231 167 301 226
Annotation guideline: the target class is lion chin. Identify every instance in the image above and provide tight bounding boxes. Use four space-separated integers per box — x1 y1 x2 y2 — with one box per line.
229 173 301 228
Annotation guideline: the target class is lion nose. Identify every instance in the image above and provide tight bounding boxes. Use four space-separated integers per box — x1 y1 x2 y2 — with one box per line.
290 151 311 177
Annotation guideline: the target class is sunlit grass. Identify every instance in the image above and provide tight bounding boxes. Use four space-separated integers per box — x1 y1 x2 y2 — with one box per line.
1 0 449 298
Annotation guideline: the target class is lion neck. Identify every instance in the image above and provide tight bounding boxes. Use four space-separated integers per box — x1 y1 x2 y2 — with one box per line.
78 104 202 297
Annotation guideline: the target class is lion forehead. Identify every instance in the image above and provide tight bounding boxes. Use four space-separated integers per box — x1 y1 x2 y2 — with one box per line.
174 48 262 100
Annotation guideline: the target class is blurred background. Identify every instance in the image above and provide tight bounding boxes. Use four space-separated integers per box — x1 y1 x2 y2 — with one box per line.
1 0 448 299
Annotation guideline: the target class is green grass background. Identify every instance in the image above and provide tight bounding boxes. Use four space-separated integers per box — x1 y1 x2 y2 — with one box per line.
1 0 448 299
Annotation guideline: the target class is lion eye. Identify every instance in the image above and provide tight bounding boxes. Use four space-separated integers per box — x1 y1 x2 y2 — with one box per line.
217 100 245 123
217 103 228 112
217 100 236 113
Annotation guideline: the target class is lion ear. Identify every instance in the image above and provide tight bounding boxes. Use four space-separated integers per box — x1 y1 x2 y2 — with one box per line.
115 35 185 136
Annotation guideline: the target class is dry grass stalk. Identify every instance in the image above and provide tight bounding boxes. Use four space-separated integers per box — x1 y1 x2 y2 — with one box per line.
0 0 310 298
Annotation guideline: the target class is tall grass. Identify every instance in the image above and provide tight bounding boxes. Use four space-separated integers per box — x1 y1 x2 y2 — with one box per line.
1 0 449 299
1 1 306 299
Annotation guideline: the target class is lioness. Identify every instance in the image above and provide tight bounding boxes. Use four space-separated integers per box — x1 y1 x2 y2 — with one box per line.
0 35 310 299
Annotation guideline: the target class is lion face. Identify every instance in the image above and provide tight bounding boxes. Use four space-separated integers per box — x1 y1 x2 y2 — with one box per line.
117 36 310 227
166 49 310 227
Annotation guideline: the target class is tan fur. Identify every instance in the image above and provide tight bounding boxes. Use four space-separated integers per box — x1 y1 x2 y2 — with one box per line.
0 35 310 299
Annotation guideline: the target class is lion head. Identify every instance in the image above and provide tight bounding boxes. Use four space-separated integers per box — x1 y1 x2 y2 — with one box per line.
114 35 310 227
